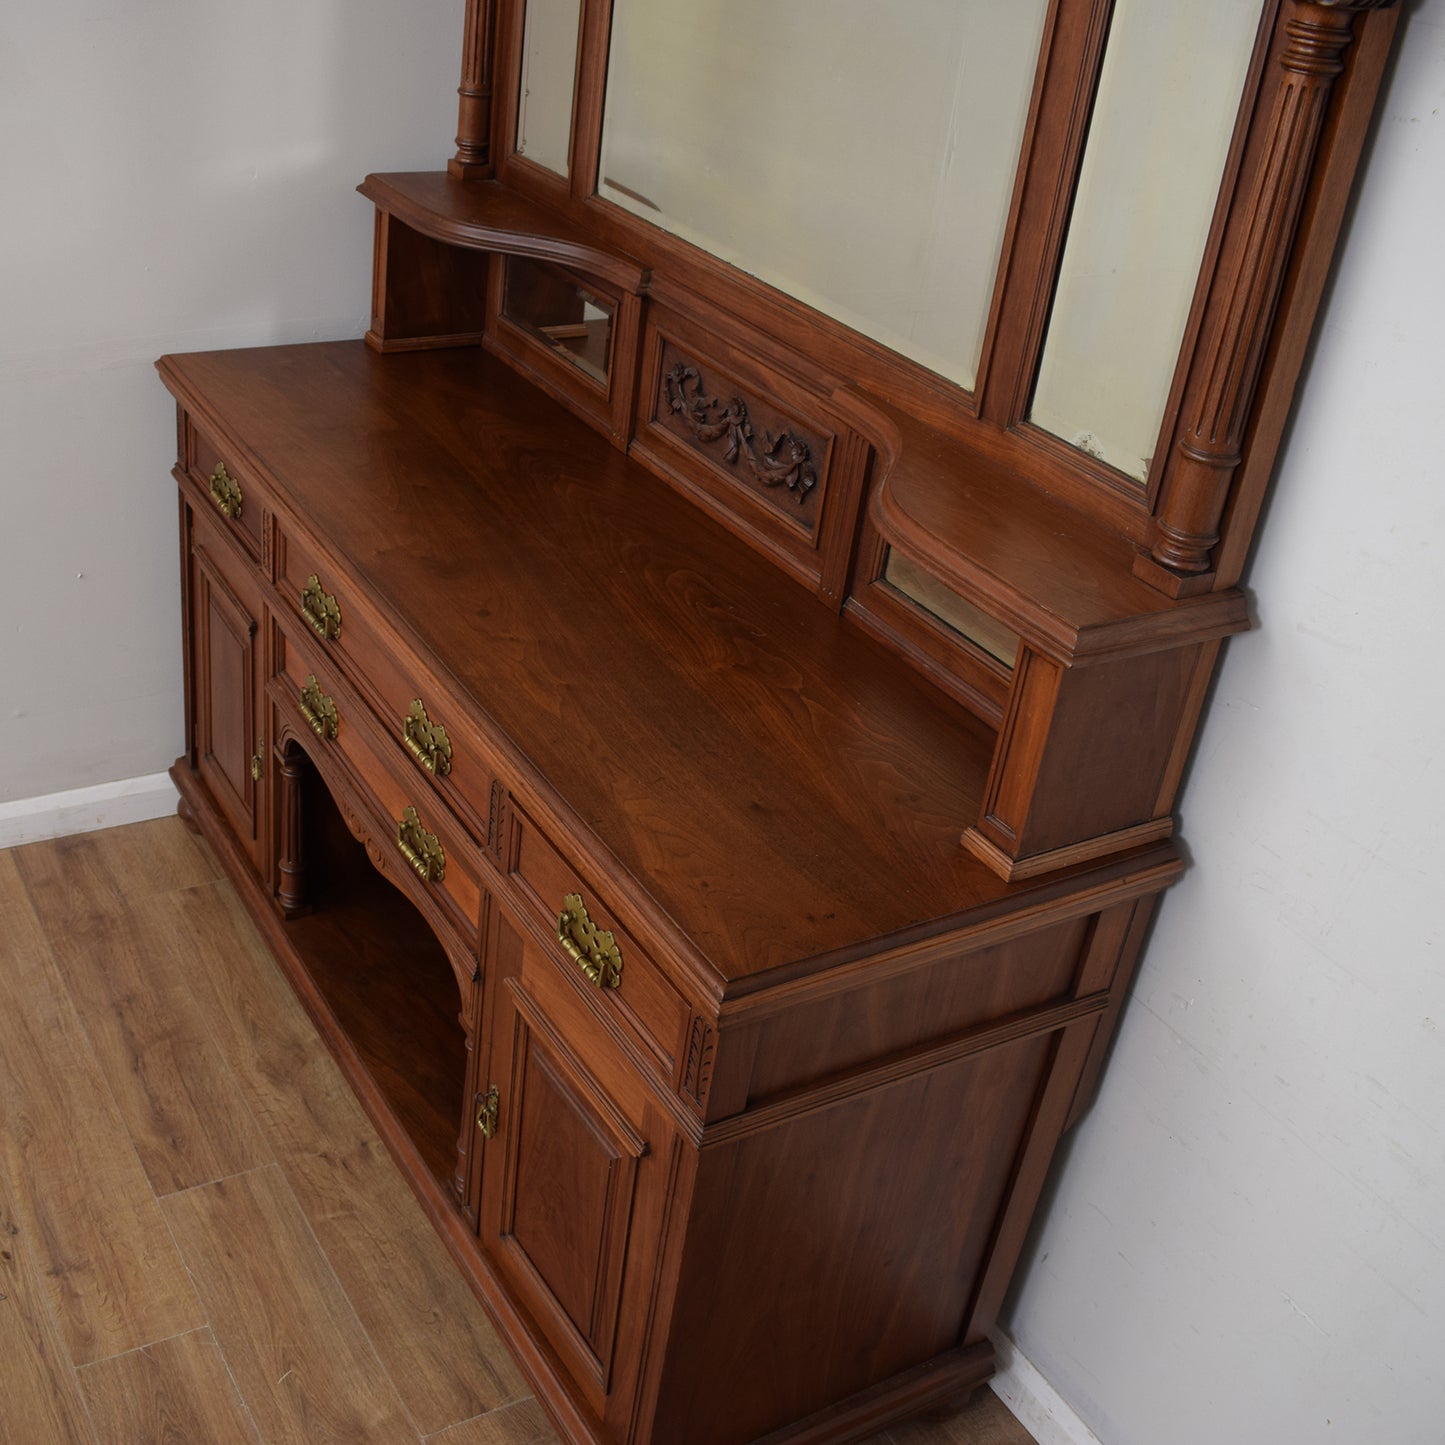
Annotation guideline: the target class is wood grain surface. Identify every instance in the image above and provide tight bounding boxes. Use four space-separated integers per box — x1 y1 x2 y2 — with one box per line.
0 818 1038 1445
161 1166 418 1445
77 1329 260 1445
0 852 203 1365
158 339 1179 984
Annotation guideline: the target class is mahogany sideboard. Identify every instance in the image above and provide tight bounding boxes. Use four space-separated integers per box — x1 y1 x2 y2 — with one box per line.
160 4 1401 1442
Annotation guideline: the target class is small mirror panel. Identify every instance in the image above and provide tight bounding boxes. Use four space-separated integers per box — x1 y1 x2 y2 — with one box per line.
1029 0 1262 482
597 0 1048 391
883 550 1019 669
502 257 615 385
515 0 582 177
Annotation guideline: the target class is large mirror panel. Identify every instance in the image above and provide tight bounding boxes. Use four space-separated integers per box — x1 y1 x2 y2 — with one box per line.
597 0 1049 391
1029 0 1263 483
515 0 582 177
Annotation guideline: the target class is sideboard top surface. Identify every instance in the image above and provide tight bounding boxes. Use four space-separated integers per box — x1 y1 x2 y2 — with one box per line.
160 340 1177 986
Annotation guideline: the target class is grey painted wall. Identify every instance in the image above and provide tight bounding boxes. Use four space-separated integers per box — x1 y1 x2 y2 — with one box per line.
0 1 459 803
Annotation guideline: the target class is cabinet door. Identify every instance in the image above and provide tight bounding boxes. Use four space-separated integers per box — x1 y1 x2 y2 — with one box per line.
188 507 268 874
476 905 674 1424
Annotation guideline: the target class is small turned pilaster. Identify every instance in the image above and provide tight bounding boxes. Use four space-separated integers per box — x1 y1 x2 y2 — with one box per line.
454 1029 476 1210
1141 0 1397 590
277 746 309 919
449 0 498 179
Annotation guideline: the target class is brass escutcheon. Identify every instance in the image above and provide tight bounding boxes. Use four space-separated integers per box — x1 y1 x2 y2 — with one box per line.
476 1085 500 1139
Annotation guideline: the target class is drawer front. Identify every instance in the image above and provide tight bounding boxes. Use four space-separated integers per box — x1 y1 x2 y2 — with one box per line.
185 419 266 562
274 619 485 949
509 808 688 1077
274 518 501 852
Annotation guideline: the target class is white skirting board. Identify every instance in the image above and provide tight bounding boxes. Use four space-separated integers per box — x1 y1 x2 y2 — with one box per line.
991 1330 1104 1445
0 772 180 851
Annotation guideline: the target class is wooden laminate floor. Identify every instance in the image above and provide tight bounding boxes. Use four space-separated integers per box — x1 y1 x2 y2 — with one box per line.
0 817 1038 1445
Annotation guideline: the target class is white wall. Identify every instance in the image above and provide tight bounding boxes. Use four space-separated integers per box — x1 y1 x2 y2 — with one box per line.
0 1 459 805
1004 11 1445 1444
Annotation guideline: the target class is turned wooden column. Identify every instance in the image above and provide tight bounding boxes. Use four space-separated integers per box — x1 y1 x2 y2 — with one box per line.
1139 0 1398 593
449 0 499 179
277 745 309 919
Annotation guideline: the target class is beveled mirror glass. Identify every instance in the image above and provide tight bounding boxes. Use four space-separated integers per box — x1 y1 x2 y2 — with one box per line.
502 256 615 385
596 0 1049 390
515 0 582 177
1029 0 1262 482
884 550 1020 668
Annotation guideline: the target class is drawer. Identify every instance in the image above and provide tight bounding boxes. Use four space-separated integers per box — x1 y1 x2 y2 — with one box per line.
274 517 502 853
509 807 688 1076
273 619 486 951
183 417 266 562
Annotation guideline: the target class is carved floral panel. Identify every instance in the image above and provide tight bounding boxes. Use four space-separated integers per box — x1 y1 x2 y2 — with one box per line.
652 339 829 532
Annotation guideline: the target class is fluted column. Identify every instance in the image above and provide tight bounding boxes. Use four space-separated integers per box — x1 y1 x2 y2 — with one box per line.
1144 0 1397 585
277 747 309 920
449 0 499 179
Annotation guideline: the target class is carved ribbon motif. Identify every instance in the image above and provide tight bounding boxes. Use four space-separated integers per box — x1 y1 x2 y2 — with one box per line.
663 363 817 503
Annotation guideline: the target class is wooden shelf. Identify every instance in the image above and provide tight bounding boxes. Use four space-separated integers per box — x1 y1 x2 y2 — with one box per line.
360 172 650 294
867 405 1251 664
283 763 466 1184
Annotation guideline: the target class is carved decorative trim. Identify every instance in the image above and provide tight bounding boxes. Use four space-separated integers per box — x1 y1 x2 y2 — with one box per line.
663 362 818 506
682 1015 716 1108
486 777 507 866
1147 0 1373 579
339 794 392 882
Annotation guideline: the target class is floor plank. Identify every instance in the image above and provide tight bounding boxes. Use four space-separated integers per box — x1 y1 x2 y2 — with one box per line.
161 1165 419 1445
427 1398 559 1445
165 875 528 1432
14 838 274 1195
77 1328 261 1445
0 1160 96 1445
881 1388 1039 1445
0 853 205 1364
11 818 222 911
284 1134 530 1434
164 878 373 1159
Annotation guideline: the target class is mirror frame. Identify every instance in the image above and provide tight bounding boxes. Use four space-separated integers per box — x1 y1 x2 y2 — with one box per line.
445 0 1399 601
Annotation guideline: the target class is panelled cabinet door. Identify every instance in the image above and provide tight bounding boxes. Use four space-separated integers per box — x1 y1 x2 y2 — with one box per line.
476 905 676 1427
188 505 268 875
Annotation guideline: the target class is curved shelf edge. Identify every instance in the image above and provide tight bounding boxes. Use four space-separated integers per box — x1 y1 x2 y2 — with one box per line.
360 171 651 295
866 415 1251 664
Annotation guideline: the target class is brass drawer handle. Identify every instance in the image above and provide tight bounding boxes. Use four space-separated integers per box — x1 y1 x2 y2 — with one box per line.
298 674 339 740
556 892 623 989
396 805 446 883
208 463 243 520
402 699 453 776
300 573 342 641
